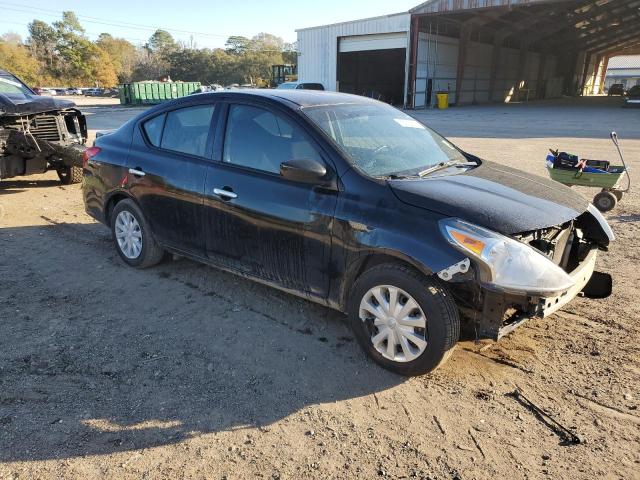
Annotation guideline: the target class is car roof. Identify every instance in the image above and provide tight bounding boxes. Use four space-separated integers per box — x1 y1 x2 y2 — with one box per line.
193 89 379 108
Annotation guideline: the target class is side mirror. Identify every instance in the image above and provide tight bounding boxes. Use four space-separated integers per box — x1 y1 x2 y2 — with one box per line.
280 158 329 185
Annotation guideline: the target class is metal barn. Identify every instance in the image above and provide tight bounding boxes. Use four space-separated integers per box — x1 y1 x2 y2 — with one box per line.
296 0 640 108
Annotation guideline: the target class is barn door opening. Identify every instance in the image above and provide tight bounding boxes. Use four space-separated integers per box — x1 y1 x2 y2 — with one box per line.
337 33 407 106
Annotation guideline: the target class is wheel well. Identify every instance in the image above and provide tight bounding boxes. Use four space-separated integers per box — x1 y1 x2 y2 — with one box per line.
340 253 431 311
105 193 129 226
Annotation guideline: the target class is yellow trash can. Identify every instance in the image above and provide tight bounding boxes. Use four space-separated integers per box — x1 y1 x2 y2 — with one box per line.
436 92 449 110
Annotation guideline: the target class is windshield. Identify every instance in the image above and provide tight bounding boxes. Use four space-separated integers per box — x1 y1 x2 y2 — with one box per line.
303 102 467 177
277 83 297 90
0 74 32 95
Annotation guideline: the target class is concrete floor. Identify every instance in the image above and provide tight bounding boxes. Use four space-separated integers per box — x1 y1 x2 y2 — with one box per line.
410 96 639 140
409 96 638 199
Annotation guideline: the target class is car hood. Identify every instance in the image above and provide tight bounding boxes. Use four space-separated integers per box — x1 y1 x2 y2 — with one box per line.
0 92 77 116
388 160 589 235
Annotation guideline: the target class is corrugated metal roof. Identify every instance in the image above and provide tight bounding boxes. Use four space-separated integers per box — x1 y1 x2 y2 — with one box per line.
410 0 563 14
296 12 409 33
608 55 640 70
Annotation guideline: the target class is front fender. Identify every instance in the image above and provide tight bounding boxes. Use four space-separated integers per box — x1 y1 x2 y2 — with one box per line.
347 224 466 275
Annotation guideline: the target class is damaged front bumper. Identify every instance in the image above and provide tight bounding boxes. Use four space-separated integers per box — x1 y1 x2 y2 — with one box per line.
475 247 611 340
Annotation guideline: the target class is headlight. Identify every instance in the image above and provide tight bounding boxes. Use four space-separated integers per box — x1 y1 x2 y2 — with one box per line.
439 218 575 295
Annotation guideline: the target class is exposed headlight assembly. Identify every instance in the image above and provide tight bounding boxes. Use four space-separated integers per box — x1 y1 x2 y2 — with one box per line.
439 218 575 295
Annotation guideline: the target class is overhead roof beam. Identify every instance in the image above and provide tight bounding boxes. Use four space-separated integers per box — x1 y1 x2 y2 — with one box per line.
597 40 640 57
592 32 640 52
575 1 640 35
569 0 636 26
545 0 639 46
584 22 640 49
545 12 639 51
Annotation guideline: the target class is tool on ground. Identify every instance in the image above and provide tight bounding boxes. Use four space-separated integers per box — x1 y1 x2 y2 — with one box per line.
509 388 583 445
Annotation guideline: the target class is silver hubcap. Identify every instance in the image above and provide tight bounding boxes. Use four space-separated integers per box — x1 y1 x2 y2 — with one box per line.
359 285 427 363
115 211 143 260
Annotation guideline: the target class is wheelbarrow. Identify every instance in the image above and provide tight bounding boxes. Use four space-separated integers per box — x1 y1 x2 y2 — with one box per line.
546 132 631 212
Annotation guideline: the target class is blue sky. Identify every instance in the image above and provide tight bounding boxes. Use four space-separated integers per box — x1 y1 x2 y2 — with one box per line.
0 0 420 48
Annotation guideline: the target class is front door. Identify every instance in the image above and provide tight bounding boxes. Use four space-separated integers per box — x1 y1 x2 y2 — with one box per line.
203 102 338 298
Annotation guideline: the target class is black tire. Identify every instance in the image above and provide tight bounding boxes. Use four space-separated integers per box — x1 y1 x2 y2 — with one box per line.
612 190 624 202
57 166 83 185
348 263 460 376
110 199 165 268
593 190 617 212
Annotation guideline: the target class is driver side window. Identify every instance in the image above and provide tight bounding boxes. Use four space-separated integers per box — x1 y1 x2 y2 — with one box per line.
223 104 322 174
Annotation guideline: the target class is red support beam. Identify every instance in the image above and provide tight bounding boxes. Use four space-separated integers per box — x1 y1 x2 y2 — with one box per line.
579 52 593 95
536 54 547 100
488 33 505 103
515 42 529 101
408 15 420 109
455 24 471 105
598 56 609 95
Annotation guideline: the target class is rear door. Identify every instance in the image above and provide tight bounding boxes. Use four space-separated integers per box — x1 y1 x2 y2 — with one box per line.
127 102 218 254
203 101 338 298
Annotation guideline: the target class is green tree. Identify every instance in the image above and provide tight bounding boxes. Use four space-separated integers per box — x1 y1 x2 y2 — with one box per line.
146 29 177 56
53 11 84 36
225 36 251 55
27 19 58 70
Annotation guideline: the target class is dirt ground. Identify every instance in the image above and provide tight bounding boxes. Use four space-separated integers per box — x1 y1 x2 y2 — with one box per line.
0 97 638 479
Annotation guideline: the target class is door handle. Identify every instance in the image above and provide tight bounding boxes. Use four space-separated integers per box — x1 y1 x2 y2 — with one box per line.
129 168 146 177
213 188 238 200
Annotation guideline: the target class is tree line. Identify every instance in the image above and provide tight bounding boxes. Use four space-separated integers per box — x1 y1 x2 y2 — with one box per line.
0 11 297 88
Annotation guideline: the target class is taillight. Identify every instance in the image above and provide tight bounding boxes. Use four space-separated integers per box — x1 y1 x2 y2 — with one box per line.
82 146 101 168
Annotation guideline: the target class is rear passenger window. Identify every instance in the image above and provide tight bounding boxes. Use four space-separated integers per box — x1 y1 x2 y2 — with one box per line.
143 114 165 146
142 105 215 157
160 105 215 157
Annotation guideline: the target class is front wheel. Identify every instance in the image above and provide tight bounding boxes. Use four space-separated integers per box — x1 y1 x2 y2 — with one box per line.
348 263 460 376
57 166 83 185
111 199 165 268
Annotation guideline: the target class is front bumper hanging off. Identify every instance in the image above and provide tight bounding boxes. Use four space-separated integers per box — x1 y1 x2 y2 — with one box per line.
476 248 612 340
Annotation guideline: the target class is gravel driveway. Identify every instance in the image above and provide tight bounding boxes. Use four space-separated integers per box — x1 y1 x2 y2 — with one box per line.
1 96 638 479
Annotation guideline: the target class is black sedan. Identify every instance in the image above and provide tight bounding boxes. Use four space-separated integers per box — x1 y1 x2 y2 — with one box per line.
83 90 614 376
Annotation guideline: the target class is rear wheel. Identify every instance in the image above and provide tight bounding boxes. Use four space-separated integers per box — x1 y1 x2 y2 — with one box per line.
612 190 624 202
593 190 617 212
111 199 165 268
57 165 83 185
348 263 460 376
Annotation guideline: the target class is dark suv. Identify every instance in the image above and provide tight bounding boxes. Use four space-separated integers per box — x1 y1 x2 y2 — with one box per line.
82 90 613 376
608 84 625 96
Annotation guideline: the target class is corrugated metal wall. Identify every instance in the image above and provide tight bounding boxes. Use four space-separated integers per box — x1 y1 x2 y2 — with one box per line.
415 32 559 106
296 13 411 93
415 33 458 107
